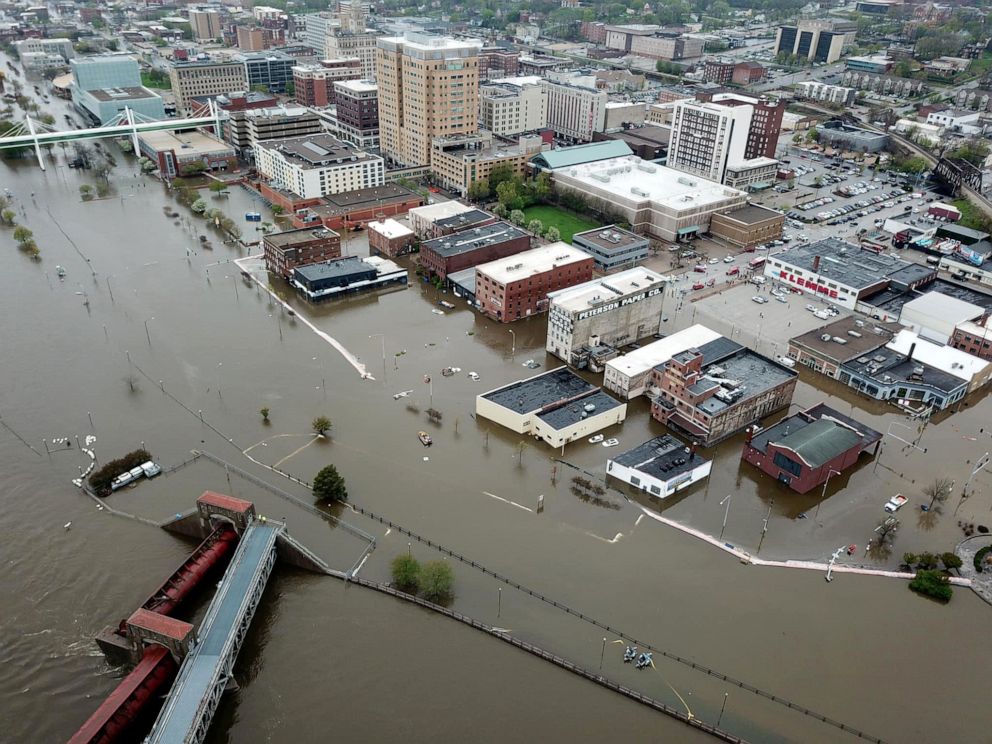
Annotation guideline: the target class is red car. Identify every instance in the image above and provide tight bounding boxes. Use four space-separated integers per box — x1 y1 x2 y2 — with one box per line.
726 267 740 276
692 282 705 290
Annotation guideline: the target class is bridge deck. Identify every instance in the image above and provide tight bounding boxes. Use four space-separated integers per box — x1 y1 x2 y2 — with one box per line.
147 522 279 743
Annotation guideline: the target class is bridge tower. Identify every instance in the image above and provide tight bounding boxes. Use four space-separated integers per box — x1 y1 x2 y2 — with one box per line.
196 491 256 535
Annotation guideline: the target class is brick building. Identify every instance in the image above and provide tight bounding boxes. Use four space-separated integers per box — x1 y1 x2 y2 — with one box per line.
263 227 342 279
649 337 797 446
475 243 594 323
293 183 424 230
292 59 362 107
709 205 784 249
420 221 531 281
741 403 881 493
479 47 520 80
368 218 416 257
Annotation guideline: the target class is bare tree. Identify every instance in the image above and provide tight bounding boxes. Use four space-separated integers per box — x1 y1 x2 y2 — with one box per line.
923 477 954 514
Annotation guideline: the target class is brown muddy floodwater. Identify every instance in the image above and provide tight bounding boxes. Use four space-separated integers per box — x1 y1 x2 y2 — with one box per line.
1 79 991 744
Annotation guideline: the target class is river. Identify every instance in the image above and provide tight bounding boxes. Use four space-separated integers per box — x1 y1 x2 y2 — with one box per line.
1 67 991 744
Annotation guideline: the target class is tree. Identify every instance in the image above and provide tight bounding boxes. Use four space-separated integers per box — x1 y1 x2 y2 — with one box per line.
909 569 952 602
467 178 490 202
284 80 295 97
941 552 963 572
191 198 207 214
312 463 347 502
180 161 208 176
259 406 270 423
487 163 516 192
271 204 284 216
1 208 15 225
923 477 953 514
390 554 420 592
656 60 682 75
545 225 561 242
509 209 526 226
948 141 990 167
497 179 525 211
527 218 543 234
312 415 332 436
492 203 508 218
418 560 454 602
96 181 110 198
875 517 900 547
208 181 227 193
12 225 33 244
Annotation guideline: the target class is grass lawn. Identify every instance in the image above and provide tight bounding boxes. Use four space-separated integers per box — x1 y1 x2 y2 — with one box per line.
522 205 600 243
140 72 172 90
953 199 992 232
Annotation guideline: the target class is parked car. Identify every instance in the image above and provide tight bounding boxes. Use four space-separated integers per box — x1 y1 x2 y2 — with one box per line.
751 296 767 304
692 282 705 290
884 494 908 513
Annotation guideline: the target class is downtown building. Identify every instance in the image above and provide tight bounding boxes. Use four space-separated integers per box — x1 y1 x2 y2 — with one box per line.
263 226 342 279
542 77 607 144
667 94 782 189
169 59 249 116
255 133 384 200
774 20 854 64
330 79 379 149
292 59 363 107
479 77 547 137
376 33 482 168
189 7 223 41
475 243 594 323
546 268 667 368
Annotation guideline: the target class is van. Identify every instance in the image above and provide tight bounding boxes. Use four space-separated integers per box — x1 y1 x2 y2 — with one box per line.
749 275 767 285
776 355 796 368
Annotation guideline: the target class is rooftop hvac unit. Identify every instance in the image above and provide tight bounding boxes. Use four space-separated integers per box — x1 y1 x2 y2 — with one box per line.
832 336 848 344
584 403 596 412
913 366 925 376
507 263 523 271
677 176 696 187
631 186 649 197
592 173 611 183
872 355 887 363
848 330 862 338
821 334 832 341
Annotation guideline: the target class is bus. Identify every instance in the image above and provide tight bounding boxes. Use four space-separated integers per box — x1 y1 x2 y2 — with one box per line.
748 257 766 270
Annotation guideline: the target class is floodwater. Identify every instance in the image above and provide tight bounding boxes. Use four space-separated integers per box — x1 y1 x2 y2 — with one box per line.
2 72 991 744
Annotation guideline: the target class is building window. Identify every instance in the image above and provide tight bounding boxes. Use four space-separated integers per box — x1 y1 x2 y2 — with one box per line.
772 452 802 477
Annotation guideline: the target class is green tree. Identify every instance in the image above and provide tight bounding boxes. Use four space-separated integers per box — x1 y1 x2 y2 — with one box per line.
259 406 270 423
285 80 295 96
487 163 516 192
941 552 963 572
527 218 543 234
208 181 228 193
96 181 110 198
909 569 952 602
391 554 420 592
312 463 347 501
312 415 332 436
271 204 285 216
191 198 207 214
467 178 490 201
949 141 990 167
1 208 15 225
418 560 454 602
545 225 561 242
180 161 208 176
509 209 525 226
497 179 525 211
12 225 33 244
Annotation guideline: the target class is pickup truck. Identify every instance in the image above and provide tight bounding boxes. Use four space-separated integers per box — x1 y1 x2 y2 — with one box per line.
884 494 908 513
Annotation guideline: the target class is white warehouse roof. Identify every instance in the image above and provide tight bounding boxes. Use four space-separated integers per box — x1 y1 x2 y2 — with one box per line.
886 329 991 381
606 324 721 378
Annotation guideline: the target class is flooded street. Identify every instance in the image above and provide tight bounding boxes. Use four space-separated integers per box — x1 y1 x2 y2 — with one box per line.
2 86 992 744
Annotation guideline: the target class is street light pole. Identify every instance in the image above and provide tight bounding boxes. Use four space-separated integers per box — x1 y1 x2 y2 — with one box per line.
815 469 841 522
508 329 515 357
144 316 154 346
719 494 732 541
369 334 386 382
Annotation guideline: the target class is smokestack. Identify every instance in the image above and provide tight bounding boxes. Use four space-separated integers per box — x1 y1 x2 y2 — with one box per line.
744 426 754 445
908 342 916 361
813 255 821 272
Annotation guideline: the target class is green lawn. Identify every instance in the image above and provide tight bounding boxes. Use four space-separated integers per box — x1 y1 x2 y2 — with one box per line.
522 205 600 243
140 71 172 90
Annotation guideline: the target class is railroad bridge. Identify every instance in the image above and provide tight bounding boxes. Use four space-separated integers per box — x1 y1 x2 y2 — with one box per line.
71 491 327 744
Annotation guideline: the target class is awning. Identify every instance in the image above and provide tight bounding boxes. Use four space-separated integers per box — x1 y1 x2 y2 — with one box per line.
749 182 772 191
677 225 700 235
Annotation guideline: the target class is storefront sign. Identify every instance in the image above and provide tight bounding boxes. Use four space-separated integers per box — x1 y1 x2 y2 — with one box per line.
778 271 839 299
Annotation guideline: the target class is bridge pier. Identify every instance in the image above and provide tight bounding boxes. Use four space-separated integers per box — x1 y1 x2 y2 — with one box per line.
25 115 44 171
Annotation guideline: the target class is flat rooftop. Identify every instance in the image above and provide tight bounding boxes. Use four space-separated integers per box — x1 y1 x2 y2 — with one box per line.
481 366 596 414
695 350 797 416
537 389 623 431
295 255 372 282
748 403 881 466
902 291 984 324
256 134 375 168
422 221 527 258
408 200 475 223
611 434 708 482
843 345 963 394
791 316 895 362
264 227 339 248
771 238 913 291
607 324 722 377
433 208 494 232
572 225 647 253
887 329 989 380
548 267 667 313
553 155 746 211
717 204 783 225
862 278 992 317
334 79 377 93
308 183 420 217
368 218 413 239
87 86 160 101
137 130 233 155
476 243 590 284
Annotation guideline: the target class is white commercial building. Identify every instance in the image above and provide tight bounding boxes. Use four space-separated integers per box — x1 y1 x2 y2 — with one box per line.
255 133 383 199
476 367 627 449
668 99 775 186
607 434 711 499
542 78 607 143
795 81 856 106
604 324 721 399
887 329 992 393
546 268 668 366
407 200 476 238
898 292 985 345
479 79 548 137
550 155 747 242
14 37 74 62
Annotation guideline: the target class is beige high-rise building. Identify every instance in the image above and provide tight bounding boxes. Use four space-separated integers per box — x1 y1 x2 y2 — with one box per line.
169 59 249 116
189 9 223 41
376 33 482 168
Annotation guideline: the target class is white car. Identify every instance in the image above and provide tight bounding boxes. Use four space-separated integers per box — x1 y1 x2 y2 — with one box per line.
601 438 620 448
708 258 719 264
723 256 734 263
775 295 788 304
776 355 796 368
468 372 480 381
805 304 816 312
884 494 908 513
751 296 767 304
